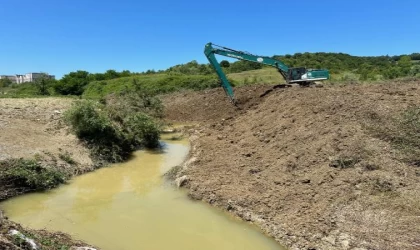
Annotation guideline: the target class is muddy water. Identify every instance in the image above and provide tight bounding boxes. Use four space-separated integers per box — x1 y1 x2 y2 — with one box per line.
1 135 284 250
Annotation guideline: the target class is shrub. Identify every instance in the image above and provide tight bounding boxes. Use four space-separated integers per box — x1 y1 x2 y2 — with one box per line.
1 159 68 190
65 95 161 162
64 100 132 162
124 113 160 148
340 72 360 82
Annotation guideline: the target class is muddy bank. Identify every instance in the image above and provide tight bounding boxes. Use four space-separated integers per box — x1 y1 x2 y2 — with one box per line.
0 98 95 248
162 81 420 250
0 98 94 199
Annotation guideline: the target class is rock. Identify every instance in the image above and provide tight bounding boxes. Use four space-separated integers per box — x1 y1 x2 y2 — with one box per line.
301 178 311 184
175 175 188 187
322 235 336 246
341 240 350 249
9 230 38 249
71 247 97 250
339 233 351 249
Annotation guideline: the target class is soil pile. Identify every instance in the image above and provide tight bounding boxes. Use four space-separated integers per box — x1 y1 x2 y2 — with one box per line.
164 81 420 250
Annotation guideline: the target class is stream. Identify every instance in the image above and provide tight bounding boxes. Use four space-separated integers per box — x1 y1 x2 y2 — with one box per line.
1 134 285 250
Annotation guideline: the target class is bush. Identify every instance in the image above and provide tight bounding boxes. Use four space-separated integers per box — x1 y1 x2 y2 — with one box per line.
340 72 360 82
65 94 161 162
124 113 160 148
1 159 68 190
65 100 132 162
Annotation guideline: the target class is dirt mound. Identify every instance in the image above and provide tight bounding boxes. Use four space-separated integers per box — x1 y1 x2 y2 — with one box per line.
160 84 272 123
165 80 420 250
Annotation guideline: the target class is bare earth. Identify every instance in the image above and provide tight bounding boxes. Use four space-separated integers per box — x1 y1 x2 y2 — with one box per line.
0 98 93 166
0 98 94 249
162 81 420 250
1 81 420 249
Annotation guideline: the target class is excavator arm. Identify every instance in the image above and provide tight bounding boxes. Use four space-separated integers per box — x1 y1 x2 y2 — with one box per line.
204 42 329 103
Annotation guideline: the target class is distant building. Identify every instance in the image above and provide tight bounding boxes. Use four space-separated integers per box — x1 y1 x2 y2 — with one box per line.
0 73 55 84
0 75 17 84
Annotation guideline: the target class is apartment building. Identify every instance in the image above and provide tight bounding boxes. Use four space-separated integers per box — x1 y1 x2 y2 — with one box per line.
0 73 55 84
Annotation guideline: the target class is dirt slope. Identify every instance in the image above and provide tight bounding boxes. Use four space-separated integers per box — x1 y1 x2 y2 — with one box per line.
0 98 95 248
163 81 420 250
0 98 92 165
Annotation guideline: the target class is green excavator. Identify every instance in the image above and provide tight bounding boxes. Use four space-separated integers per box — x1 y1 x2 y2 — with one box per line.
204 42 330 103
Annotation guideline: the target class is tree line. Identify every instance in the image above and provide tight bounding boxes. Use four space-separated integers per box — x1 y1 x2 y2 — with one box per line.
1 52 419 96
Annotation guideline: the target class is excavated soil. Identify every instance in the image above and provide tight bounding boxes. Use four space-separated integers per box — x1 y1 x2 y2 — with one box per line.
0 98 95 249
0 98 92 165
162 81 420 250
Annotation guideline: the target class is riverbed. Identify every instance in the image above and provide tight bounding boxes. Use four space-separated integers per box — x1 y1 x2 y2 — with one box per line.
1 135 284 250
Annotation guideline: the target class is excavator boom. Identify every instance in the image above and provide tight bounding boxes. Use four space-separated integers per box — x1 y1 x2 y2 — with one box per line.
204 42 330 103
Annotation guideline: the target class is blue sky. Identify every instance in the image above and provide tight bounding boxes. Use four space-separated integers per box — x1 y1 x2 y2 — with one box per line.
0 0 419 78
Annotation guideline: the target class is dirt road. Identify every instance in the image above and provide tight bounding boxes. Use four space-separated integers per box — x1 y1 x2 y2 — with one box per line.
162 81 420 250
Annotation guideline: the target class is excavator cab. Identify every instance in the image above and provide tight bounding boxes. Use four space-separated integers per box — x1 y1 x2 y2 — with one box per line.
287 67 329 84
288 67 307 81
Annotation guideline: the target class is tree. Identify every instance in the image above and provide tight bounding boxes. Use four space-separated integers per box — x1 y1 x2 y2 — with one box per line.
34 74 54 95
104 69 120 80
54 70 90 95
398 55 412 75
410 65 420 77
0 78 12 88
220 60 230 68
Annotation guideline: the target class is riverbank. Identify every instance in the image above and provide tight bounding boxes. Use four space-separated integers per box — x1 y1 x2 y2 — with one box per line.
0 98 95 248
162 81 420 250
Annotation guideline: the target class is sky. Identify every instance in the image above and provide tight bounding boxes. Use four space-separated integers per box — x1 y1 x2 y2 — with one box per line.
0 0 419 78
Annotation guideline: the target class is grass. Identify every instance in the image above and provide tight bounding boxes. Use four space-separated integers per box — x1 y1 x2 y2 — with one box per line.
0 83 40 97
227 67 285 85
58 151 77 165
83 73 219 99
0 158 69 191
1 219 87 250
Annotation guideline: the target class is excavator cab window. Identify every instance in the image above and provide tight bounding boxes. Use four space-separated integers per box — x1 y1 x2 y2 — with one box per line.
288 67 307 81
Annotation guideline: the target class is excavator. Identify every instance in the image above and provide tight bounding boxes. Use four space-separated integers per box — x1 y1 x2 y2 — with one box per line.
204 42 330 103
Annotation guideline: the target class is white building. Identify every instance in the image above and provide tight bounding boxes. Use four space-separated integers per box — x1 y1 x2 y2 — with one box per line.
0 73 55 84
0 75 17 84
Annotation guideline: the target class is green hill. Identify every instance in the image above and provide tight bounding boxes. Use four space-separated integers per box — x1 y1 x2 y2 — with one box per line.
83 73 219 99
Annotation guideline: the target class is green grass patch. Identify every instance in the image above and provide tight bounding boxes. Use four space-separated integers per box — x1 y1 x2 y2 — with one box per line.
227 68 285 85
0 159 68 190
83 73 219 99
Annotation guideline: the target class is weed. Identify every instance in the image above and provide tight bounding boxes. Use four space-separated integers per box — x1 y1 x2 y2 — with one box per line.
58 152 77 165
373 178 395 193
329 156 360 169
0 159 68 190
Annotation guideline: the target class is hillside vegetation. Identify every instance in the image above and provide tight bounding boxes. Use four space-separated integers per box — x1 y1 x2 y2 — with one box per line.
1 52 419 98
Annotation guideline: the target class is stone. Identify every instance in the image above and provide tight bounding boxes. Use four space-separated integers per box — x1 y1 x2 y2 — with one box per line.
9 230 38 249
175 175 188 187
